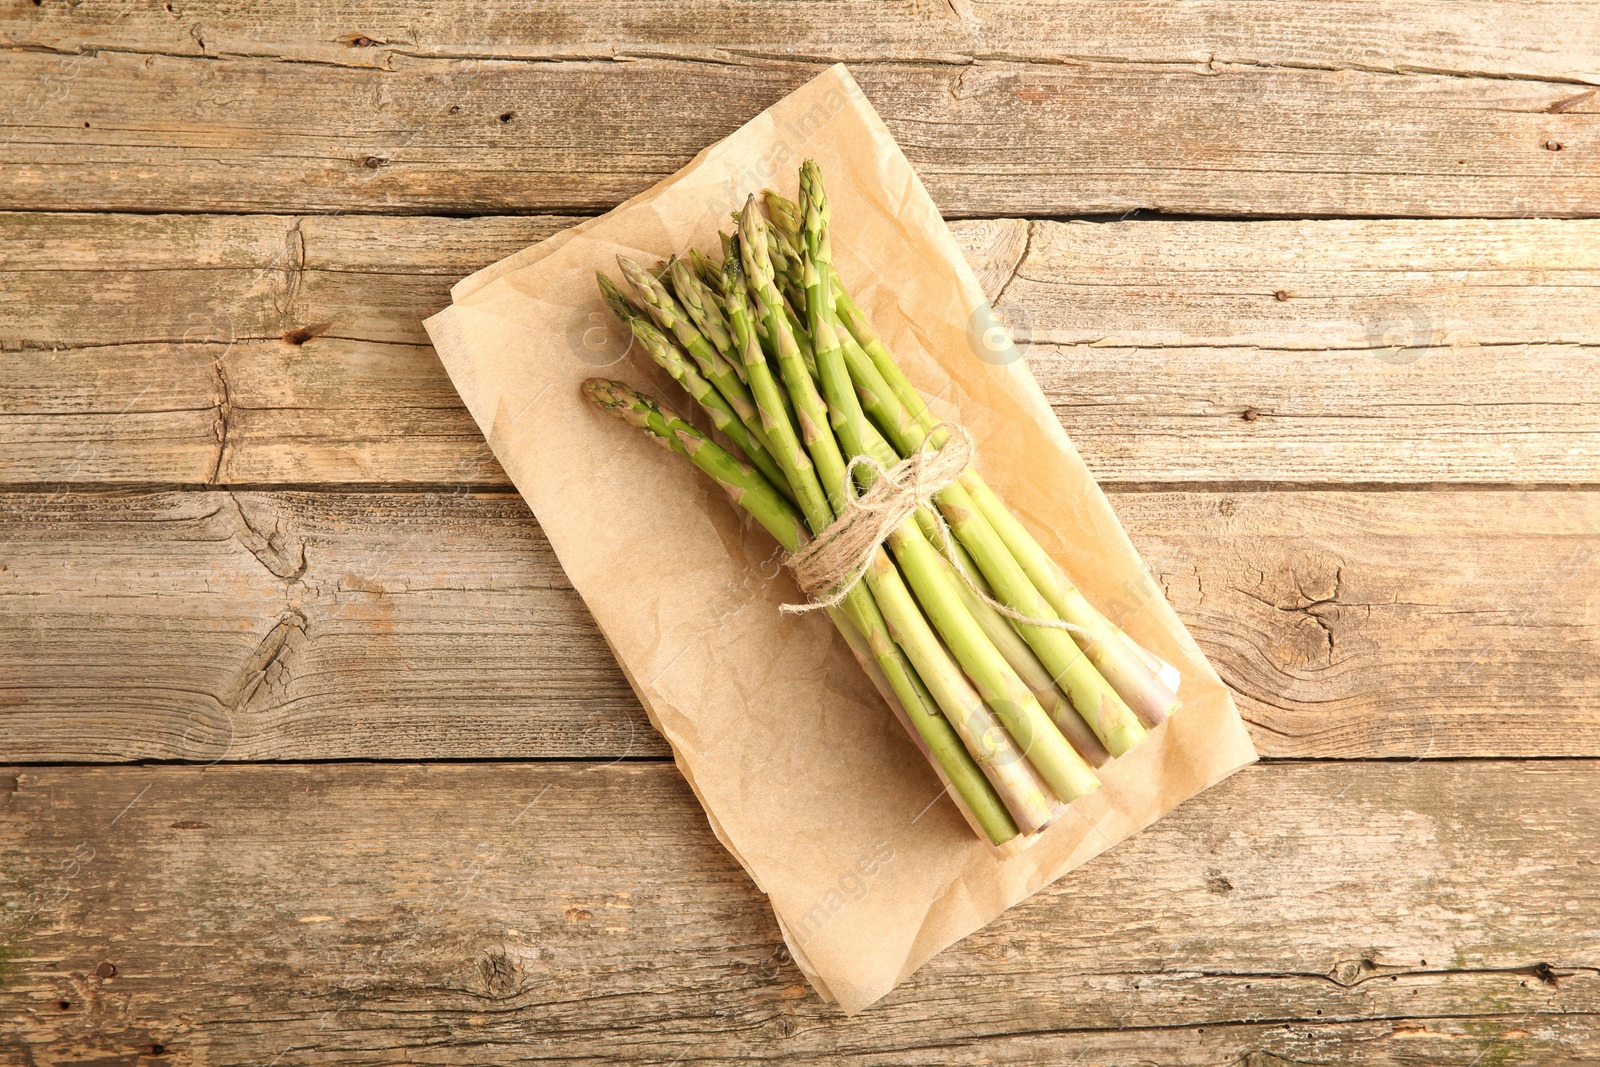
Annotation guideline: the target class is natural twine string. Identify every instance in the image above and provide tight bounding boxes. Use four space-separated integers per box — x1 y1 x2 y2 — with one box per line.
781 429 973 613
780 427 1094 643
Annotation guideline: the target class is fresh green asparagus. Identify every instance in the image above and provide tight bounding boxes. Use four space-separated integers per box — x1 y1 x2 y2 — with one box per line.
581 160 1185 849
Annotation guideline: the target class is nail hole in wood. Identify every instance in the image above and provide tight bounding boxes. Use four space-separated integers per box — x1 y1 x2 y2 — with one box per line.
283 321 333 346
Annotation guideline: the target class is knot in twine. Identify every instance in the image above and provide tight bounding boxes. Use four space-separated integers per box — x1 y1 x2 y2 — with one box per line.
782 428 974 614
780 426 1095 644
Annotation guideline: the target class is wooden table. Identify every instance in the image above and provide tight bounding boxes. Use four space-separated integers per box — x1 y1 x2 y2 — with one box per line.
3 4 1597 1063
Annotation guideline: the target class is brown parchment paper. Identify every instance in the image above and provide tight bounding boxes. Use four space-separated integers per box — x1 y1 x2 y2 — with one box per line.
424 64 1258 1014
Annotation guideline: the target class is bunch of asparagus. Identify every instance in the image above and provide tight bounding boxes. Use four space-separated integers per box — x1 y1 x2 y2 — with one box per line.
584 161 1182 849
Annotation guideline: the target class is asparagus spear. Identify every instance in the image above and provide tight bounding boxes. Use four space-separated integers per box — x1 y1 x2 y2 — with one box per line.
728 239 1050 837
618 255 760 428
581 379 803 547
856 322 1179 729
832 300 1184 729
603 289 792 498
772 182 1178 734
582 377 1026 843
736 206 1075 825
596 272 643 327
762 188 803 250
834 390 1092 755
789 164 1123 766
845 416 1106 765
771 192 1166 631
960 474 1181 726
831 607 1057 843
765 218 807 304
804 235 1182 726
730 221 1075 829
666 257 743 384
687 246 725 298
768 179 1100 803
931 527 1112 767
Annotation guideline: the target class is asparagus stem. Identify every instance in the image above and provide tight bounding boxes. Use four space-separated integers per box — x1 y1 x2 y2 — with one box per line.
582 378 1019 844
792 167 1100 800
745 198 1092 818
940 480 1146 754
831 608 1036 839
782 301 819 380
810 239 1177 738
723 236 834 535
581 378 803 546
731 239 1027 844
860 547 1064 834
959 474 1182 728
929 524 1112 768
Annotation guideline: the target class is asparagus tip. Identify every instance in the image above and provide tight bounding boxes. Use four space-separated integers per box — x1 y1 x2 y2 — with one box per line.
580 376 627 410
596 273 637 323
616 254 651 288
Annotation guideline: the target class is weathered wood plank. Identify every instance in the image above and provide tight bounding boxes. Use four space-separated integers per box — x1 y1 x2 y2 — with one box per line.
7 0 1598 82
0 50 1593 217
1 760 1596 1064
1 488 1595 762
967 216 1600 350
0 489 639 763
5 213 1597 486
0 212 568 348
0 213 565 485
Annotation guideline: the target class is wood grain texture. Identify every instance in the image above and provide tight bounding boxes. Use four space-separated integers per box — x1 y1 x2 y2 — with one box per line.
0 213 566 486
0 48 1593 217
3 4 1596 1058
2 760 1597 1064
6 0 1598 80
2 488 1595 763
5 213 1597 487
